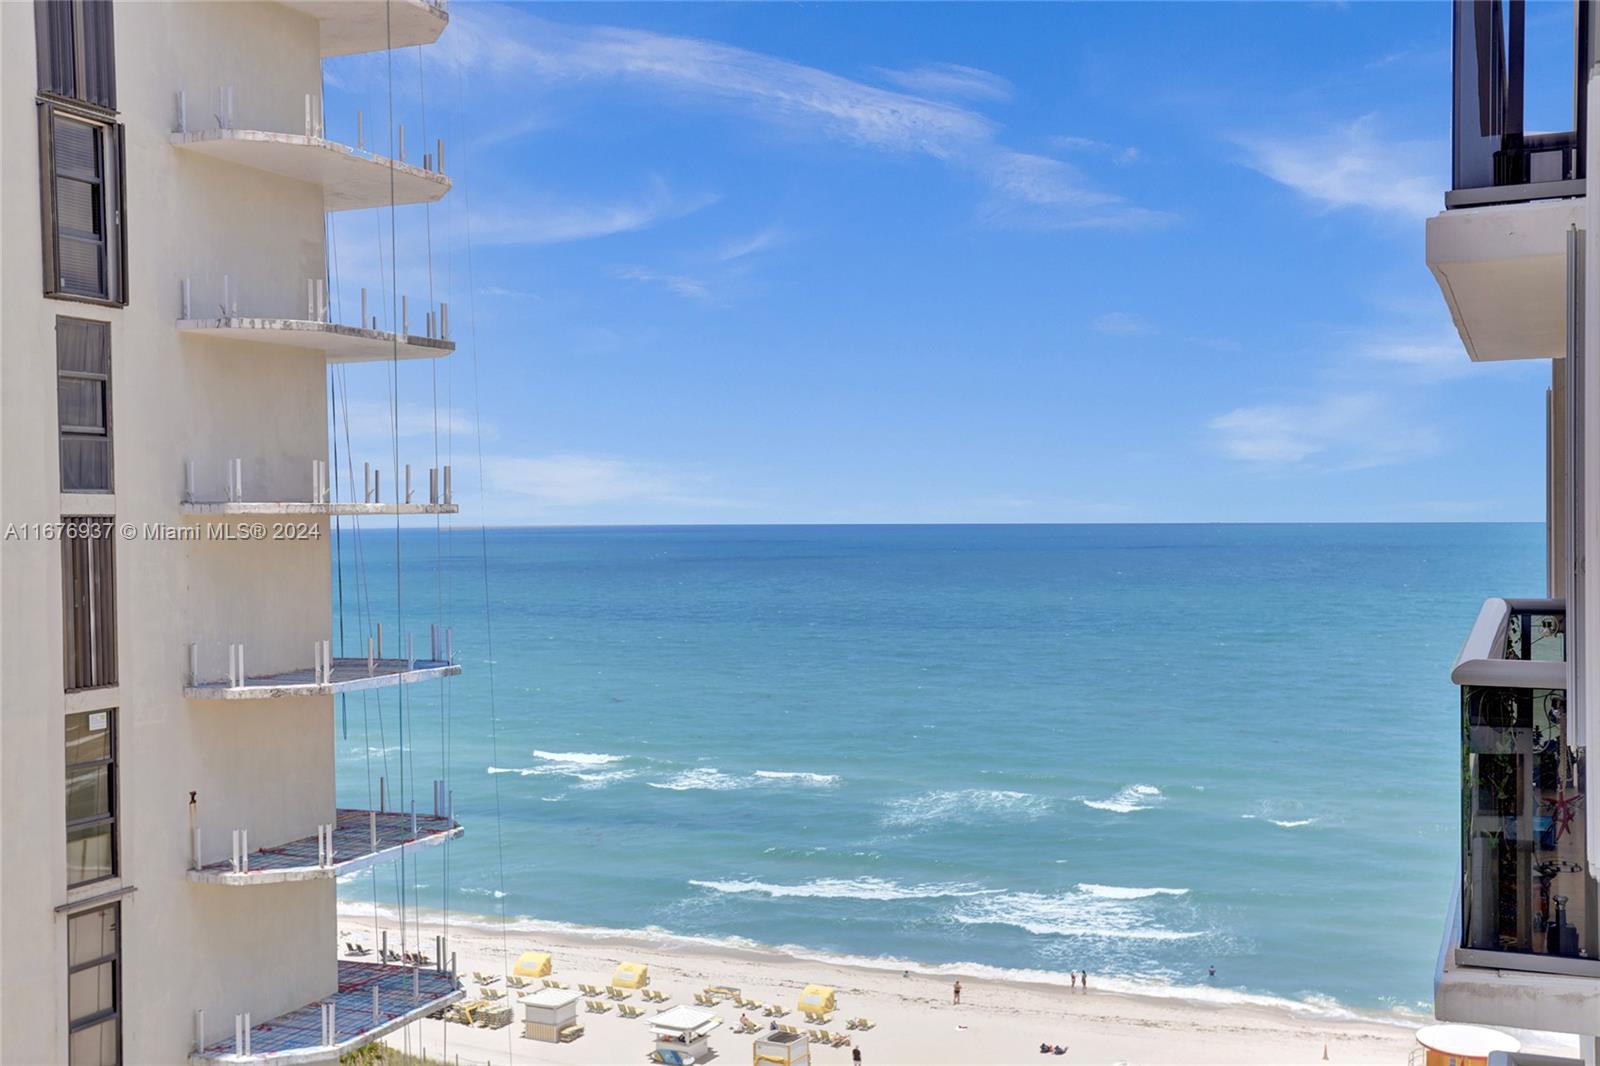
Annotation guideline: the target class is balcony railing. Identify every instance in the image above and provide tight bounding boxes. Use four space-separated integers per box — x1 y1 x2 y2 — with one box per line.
1448 0 1590 209
1451 597 1596 977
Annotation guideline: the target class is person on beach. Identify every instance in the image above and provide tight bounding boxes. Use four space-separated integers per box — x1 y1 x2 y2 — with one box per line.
1208 965 1216 980
953 980 962 1005
852 1048 862 1064
1070 971 1077 990
1080 970 1088 991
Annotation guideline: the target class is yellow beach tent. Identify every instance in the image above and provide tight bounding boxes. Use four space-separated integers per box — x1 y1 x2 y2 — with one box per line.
797 985 835 1014
514 951 553 978
612 961 650 988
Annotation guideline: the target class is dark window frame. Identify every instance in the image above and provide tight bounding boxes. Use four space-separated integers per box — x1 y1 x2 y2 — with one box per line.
64 709 116 890
66 900 121 1066
38 99 126 307
61 516 117 692
57 316 113 493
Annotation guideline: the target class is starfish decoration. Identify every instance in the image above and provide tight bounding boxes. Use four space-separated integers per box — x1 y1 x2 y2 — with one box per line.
1544 790 1583 842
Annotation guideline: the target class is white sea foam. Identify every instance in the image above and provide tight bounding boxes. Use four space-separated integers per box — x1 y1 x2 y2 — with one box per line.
1082 784 1163 813
333 899 1396 1024
1241 810 1318 828
753 770 840 786
1076 883 1189 900
648 768 745 792
881 789 1049 827
951 890 1201 941
650 768 841 791
689 877 993 901
532 750 624 766
460 887 508 899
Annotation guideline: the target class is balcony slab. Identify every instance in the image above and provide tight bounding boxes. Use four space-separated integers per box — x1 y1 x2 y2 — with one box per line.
172 130 449 212
278 0 448 58
180 501 458 517
1427 197 1585 361
191 960 462 1064
189 808 461 886
178 318 453 363
186 658 459 700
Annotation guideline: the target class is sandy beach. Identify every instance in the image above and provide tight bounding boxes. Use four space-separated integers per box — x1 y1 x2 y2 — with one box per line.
346 908 1422 1066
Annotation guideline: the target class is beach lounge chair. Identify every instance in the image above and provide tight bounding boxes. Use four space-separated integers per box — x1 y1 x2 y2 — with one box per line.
543 978 560 989
854 1017 875 1031
480 987 504 1001
768 1006 790 1018
557 1022 584 1042
345 941 370 956
506 975 528 989
693 992 714 1007
779 1024 800 1036
809 1028 830 1043
606 986 632 1001
619 1004 645 1019
584 999 611 1014
578 983 600 996
473 971 499 985
830 1032 853 1047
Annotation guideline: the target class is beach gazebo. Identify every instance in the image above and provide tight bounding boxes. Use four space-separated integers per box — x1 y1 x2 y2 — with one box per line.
612 960 649 988
521 986 583 1043
797 985 835 1016
1413 1025 1519 1066
515 951 553 978
753 1029 811 1066
649 1004 723 1062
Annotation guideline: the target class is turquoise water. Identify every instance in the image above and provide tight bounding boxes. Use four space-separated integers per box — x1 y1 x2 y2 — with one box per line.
333 523 1544 1015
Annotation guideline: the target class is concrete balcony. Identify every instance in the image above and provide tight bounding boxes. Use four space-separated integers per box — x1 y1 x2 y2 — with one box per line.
177 317 452 364
185 655 459 701
190 960 462 1064
1436 886 1600 1037
1426 197 1584 362
181 500 458 517
188 808 461 886
279 0 448 58
171 129 449 212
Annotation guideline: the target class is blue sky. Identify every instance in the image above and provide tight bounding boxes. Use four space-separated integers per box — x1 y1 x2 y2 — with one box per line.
321 1 1568 525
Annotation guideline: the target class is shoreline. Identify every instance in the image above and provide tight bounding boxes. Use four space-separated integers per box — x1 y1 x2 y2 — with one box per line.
340 901 1427 1065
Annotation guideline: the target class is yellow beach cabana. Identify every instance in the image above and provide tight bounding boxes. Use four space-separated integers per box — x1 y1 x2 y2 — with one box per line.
514 951 553 978
612 961 650 988
796 985 835 1015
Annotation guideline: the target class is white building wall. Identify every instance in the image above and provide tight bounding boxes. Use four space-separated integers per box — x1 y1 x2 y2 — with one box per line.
2 2 346 1061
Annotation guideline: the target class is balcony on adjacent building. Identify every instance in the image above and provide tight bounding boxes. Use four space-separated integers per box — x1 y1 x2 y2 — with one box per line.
190 960 461 1064
1449 598 1594 978
188 808 461 886
1429 1 1591 362
278 0 449 58
185 640 460 701
180 458 459 518
171 128 449 212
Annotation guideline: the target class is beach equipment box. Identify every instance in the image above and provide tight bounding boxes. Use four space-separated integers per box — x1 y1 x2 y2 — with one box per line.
522 987 582 1042
754 1030 811 1066
514 950 553 978
650 1004 723 1061
613 960 650 988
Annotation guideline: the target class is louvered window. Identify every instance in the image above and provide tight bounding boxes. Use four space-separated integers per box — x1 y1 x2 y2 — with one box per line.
62 516 117 691
36 1 117 112
58 317 112 492
40 102 124 304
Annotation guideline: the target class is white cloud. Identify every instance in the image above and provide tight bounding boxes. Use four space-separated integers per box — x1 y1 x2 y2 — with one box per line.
1051 135 1140 166
437 6 1166 231
469 180 717 247
979 151 1175 231
1235 115 1440 218
716 227 786 262
1208 393 1437 469
482 453 722 509
1092 312 1156 336
1354 331 1467 378
339 400 486 443
876 62 1014 103
615 266 711 300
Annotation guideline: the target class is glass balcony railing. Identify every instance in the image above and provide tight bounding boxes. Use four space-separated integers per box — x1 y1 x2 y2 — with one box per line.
1449 0 1589 208
1452 598 1596 976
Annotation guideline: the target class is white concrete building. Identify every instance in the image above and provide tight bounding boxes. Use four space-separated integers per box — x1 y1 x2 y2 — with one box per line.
1427 3 1600 1064
1 2 465 1062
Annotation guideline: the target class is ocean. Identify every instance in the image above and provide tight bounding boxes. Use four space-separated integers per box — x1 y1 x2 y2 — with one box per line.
331 522 1544 1018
